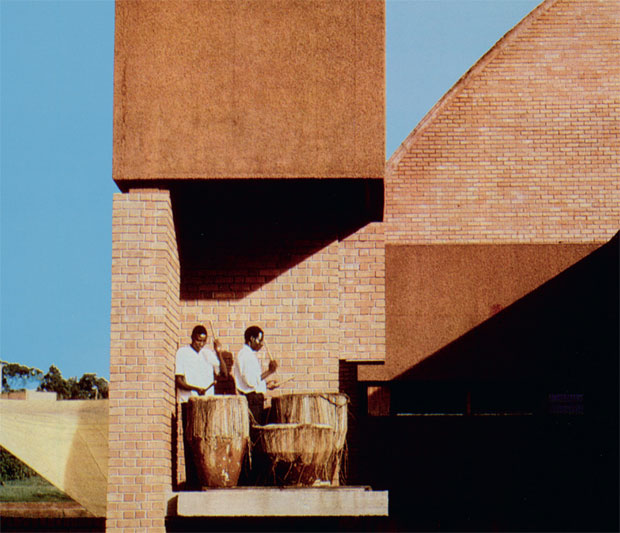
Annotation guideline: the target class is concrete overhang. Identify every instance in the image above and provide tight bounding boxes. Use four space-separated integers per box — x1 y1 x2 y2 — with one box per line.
113 0 385 184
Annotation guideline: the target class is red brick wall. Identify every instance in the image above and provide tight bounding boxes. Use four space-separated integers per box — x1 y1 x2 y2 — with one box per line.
108 188 386 523
180 240 341 394
387 0 620 245
338 222 385 362
179 222 385 395
108 190 180 532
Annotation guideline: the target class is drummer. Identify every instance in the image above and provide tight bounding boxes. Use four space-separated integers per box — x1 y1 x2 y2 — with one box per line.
233 325 278 425
175 324 228 489
175 325 228 402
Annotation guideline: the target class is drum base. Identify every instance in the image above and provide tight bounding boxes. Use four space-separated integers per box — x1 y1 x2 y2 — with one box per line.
261 456 332 486
190 436 248 489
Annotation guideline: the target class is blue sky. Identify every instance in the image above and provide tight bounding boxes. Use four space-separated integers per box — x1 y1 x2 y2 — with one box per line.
1 0 540 381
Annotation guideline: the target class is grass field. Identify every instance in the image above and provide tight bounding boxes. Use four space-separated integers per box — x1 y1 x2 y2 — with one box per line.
0 476 71 502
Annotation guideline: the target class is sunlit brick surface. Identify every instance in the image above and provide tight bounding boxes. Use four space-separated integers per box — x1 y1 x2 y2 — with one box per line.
179 223 386 393
386 0 620 245
109 189 386 525
108 190 180 532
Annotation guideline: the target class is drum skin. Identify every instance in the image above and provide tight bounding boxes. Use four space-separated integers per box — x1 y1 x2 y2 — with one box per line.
185 395 249 488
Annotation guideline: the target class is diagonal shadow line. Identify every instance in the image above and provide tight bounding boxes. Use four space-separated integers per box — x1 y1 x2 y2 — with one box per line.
165 178 383 300
392 231 619 387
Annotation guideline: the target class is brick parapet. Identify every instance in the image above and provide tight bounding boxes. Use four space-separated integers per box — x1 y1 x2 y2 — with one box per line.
108 190 179 532
386 0 620 245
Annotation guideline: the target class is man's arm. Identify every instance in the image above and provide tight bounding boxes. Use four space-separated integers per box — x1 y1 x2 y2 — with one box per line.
213 340 229 378
261 359 278 381
175 374 208 396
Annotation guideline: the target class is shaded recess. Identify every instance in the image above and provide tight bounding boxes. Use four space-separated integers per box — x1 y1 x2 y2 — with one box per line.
353 234 619 532
148 179 384 300
362 233 619 413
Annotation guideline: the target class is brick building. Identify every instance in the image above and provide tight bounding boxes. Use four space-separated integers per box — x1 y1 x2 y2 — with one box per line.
360 0 619 388
356 0 619 530
108 1 385 531
107 0 618 531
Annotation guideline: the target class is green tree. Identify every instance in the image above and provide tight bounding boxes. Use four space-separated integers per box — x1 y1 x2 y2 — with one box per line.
37 365 70 399
37 366 108 399
1 361 43 393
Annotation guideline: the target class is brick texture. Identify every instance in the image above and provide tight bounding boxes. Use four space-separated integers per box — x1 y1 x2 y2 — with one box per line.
179 223 385 395
338 223 385 362
108 190 180 533
108 188 386 521
387 0 620 245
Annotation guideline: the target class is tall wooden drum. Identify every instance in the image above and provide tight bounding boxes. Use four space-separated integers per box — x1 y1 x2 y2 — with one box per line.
269 393 349 484
185 395 249 488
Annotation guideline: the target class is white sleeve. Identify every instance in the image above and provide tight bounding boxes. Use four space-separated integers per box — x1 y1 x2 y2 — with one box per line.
203 349 220 373
238 351 261 389
175 348 187 377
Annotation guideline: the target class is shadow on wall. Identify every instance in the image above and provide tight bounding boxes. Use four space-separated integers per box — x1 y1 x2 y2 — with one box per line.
394 231 619 390
360 232 619 532
168 179 383 300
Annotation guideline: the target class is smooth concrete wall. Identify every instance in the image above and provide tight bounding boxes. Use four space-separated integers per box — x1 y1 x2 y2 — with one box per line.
113 0 384 184
360 243 600 381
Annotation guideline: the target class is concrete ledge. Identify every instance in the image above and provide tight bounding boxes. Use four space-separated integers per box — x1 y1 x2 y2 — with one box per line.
171 486 388 517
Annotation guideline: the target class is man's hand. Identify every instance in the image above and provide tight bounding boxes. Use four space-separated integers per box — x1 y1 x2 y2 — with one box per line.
267 380 279 390
213 339 222 352
261 359 278 382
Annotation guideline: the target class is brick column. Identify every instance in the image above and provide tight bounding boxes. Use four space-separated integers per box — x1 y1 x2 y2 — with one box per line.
107 189 180 532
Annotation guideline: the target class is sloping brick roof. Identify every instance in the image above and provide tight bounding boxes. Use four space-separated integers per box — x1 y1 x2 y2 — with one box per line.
386 0 620 244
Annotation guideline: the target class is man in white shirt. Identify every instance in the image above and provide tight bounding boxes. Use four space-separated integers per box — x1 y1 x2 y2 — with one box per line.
175 325 226 402
175 324 228 489
233 325 278 425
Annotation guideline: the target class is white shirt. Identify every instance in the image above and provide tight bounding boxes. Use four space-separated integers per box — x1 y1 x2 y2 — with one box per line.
175 345 221 402
233 344 266 394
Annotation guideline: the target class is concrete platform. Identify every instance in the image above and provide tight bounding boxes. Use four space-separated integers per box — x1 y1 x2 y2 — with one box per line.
170 486 388 517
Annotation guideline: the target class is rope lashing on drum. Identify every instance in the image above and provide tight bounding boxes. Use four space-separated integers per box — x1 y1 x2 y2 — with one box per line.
317 392 356 423
317 393 349 408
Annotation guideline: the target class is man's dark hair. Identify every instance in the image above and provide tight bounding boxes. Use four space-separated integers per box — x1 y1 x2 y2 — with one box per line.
244 325 263 344
191 325 207 339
